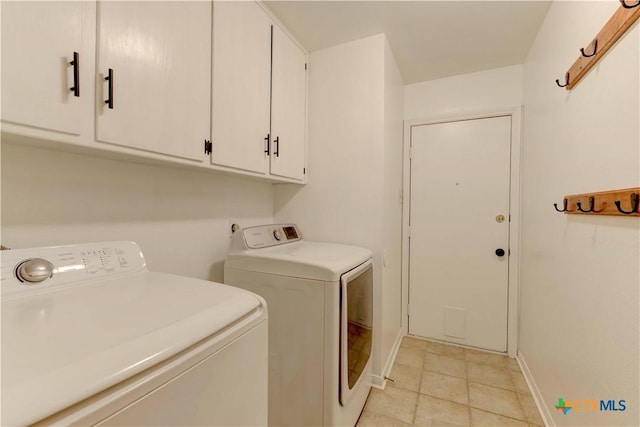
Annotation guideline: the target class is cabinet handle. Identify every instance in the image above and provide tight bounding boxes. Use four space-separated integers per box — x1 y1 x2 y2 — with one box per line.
264 133 270 155
274 136 280 157
104 68 114 109
69 52 79 97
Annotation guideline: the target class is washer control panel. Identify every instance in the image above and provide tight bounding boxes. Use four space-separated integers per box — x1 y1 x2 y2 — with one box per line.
243 224 302 249
1 241 145 297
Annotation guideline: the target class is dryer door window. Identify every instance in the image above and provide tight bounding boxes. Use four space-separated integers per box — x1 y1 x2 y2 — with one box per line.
339 260 373 405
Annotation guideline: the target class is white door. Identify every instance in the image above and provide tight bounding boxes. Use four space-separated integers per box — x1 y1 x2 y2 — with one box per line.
408 116 511 352
96 1 210 161
211 1 271 174
1 1 85 135
270 25 306 181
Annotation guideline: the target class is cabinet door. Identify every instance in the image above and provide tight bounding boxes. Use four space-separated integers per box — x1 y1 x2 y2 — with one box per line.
1 1 85 135
270 26 306 181
96 1 210 161
211 1 271 174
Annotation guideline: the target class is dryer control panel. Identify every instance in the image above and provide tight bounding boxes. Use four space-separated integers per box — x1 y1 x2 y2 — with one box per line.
242 224 302 249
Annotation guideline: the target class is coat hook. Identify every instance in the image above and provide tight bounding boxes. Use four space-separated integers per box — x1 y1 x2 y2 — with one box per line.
580 39 598 58
620 0 640 8
555 72 570 88
554 198 570 212
577 196 596 213
615 193 639 214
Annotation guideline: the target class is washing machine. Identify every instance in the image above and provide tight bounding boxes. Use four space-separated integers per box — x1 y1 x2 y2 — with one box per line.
1 241 267 426
224 224 373 427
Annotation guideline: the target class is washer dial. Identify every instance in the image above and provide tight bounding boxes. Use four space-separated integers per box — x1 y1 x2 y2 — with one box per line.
16 258 55 283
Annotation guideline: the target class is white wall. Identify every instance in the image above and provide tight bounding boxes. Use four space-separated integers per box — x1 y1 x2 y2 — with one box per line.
520 2 639 426
1 143 273 282
404 64 523 120
381 38 404 372
273 33 404 379
274 33 385 251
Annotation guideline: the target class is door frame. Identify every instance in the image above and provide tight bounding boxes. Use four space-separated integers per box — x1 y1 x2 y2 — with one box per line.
401 106 522 357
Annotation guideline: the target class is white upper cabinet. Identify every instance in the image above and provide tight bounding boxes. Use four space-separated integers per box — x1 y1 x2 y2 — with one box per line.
211 1 307 181
1 2 89 136
95 1 211 161
211 1 271 174
270 26 307 181
2 1 305 183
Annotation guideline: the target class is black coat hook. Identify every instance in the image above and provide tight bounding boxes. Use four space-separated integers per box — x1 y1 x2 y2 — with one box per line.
615 193 639 214
577 197 596 213
556 72 570 88
620 0 640 8
554 198 570 212
580 39 598 58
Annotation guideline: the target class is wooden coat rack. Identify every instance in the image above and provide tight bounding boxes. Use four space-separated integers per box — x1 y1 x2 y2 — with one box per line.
556 0 640 90
554 188 640 216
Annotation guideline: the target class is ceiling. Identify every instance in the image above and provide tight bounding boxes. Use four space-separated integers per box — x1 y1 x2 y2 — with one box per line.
264 1 552 84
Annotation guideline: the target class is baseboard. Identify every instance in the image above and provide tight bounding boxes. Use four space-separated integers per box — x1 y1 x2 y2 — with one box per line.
517 352 554 427
370 374 386 390
371 329 404 390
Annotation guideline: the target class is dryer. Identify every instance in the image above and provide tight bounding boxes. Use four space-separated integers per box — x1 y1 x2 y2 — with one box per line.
224 224 373 427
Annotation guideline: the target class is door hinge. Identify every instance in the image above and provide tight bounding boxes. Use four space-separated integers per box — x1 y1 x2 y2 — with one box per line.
204 139 212 155
303 167 306 174
509 214 511 222
407 225 411 238
508 249 511 256
305 63 307 70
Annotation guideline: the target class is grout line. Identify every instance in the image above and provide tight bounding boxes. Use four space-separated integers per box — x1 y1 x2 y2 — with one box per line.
471 407 531 423
410 341 427 426
465 358 472 425
465 382 528 421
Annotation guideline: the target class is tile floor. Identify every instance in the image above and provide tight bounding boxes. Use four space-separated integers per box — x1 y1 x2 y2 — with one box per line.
356 337 545 427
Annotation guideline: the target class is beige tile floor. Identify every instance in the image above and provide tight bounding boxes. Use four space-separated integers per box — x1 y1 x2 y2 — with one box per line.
356 337 545 427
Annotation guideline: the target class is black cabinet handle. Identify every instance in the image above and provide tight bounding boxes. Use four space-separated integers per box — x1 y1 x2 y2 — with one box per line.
104 68 113 109
69 52 79 97
495 248 505 257
264 133 270 154
274 136 280 157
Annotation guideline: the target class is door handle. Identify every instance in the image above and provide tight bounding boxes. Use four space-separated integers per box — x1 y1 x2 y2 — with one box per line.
495 248 505 257
104 68 113 109
69 52 79 97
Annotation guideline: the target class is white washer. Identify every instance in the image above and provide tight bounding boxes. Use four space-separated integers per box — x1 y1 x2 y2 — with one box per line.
1 241 267 427
224 224 373 427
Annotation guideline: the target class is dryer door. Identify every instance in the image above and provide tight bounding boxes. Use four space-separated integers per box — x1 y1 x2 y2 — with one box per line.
339 259 373 405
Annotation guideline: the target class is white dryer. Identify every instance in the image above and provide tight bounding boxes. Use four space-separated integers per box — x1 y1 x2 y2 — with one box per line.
224 224 373 427
1 241 267 426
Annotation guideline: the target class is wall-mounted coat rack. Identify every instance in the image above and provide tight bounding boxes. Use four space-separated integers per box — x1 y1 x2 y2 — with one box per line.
554 187 640 216
556 0 640 90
